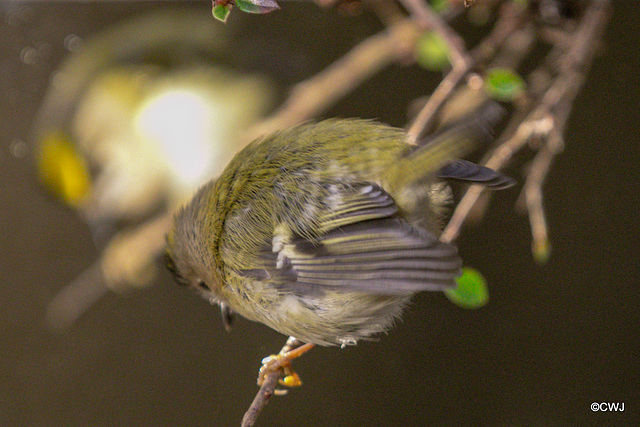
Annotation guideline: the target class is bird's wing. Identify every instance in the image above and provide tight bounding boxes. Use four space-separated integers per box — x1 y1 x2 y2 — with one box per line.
238 183 461 295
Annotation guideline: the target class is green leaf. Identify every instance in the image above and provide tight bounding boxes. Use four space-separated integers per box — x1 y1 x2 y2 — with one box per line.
415 31 450 71
212 4 232 22
445 267 489 309
484 68 526 102
235 0 280 14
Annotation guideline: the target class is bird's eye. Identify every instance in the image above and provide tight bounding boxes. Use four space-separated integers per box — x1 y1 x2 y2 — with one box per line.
164 251 178 275
164 251 190 287
196 281 209 291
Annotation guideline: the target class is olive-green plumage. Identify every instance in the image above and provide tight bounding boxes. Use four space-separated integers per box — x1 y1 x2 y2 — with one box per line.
166 107 511 346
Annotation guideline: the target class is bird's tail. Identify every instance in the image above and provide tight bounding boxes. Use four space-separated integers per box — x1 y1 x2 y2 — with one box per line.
389 101 505 189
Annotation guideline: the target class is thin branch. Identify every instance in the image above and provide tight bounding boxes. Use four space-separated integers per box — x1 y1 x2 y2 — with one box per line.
522 129 562 262
518 71 584 261
241 370 281 427
470 2 527 66
440 115 548 243
368 0 407 27
516 0 609 256
407 62 470 144
406 1 524 142
401 0 472 142
100 212 173 290
242 337 305 427
45 262 109 330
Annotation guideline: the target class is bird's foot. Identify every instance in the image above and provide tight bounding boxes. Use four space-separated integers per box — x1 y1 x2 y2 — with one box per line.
257 338 315 395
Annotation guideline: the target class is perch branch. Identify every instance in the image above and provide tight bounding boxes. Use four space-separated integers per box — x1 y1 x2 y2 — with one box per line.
241 337 306 427
241 370 281 427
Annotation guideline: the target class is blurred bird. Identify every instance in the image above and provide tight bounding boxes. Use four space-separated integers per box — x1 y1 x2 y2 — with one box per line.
36 9 275 329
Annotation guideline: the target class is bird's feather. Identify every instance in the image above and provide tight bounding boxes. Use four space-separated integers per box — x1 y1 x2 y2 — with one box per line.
239 183 461 295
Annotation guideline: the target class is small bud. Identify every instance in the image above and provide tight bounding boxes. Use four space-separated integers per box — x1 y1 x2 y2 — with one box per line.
212 4 231 22
532 238 551 265
445 267 489 309
484 68 526 102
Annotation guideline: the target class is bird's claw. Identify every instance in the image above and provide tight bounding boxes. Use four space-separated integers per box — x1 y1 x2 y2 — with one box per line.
258 353 303 395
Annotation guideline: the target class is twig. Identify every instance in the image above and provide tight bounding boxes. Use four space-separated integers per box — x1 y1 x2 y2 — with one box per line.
241 19 421 143
101 212 173 291
407 62 470 144
518 70 584 261
241 337 304 427
470 2 527 66
517 0 609 256
45 262 109 330
522 129 562 263
440 116 546 243
406 1 524 142
436 3 532 126
241 370 281 427
401 0 472 142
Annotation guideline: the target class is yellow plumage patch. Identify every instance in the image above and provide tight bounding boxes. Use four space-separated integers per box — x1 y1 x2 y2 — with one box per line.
37 132 91 207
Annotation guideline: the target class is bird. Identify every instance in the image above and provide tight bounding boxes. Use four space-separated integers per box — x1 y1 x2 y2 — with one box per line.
165 104 513 358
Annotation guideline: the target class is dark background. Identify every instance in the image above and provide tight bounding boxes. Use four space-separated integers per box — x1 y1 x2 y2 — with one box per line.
1 1 638 425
